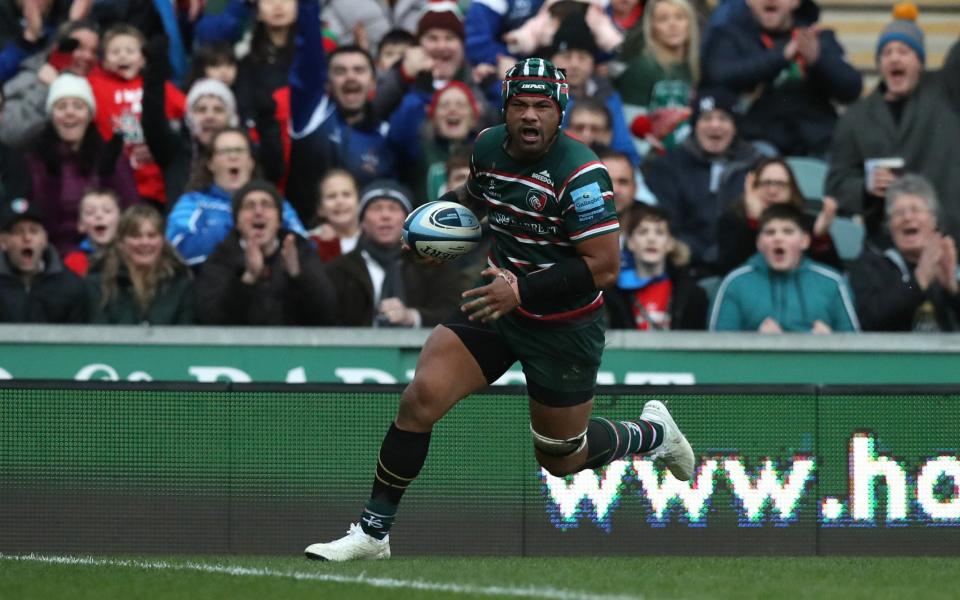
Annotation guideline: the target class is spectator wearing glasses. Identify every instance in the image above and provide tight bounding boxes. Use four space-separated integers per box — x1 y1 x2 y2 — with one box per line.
165 127 304 268
716 156 839 274
848 174 960 332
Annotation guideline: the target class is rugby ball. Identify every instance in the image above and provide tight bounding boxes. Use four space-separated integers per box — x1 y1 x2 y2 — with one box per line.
402 201 481 261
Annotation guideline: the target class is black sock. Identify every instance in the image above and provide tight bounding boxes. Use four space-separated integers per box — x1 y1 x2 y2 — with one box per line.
582 417 664 470
359 422 431 539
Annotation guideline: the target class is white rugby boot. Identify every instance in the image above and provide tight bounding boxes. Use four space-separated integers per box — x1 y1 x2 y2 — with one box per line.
640 400 695 481
304 523 391 561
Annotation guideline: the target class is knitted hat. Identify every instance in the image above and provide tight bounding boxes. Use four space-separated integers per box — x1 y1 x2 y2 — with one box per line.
427 81 480 119
690 86 739 125
549 14 598 58
185 78 239 131
876 2 925 65
501 57 570 119
358 180 413 221
45 73 96 116
416 1 464 41
232 179 283 220
0 196 44 232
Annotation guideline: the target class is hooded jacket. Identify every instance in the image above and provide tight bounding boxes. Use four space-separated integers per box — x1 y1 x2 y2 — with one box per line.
701 0 862 156
0 245 86 323
84 260 195 325
709 253 859 332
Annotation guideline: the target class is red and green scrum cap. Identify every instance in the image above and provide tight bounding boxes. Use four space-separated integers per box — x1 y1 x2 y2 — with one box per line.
501 58 570 118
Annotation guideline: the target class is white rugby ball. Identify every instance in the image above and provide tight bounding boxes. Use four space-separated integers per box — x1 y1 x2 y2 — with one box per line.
402 201 481 261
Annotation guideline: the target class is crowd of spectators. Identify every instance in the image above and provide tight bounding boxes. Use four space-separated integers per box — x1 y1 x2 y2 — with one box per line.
0 0 957 334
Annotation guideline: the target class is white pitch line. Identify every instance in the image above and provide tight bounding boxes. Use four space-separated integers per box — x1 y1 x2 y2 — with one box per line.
0 554 644 600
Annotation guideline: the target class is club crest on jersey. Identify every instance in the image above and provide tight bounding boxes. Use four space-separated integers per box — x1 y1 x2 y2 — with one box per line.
526 189 548 212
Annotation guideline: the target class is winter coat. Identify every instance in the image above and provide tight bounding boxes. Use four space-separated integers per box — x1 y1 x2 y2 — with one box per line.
0 50 47 149
848 245 960 332
287 0 397 219
701 0 861 156
166 184 306 267
0 245 86 323
26 134 140 256
85 262 195 325
604 264 708 330
709 253 859 332
825 39 960 241
195 229 337 325
563 76 641 167
326 244 462 327
642 136 760 268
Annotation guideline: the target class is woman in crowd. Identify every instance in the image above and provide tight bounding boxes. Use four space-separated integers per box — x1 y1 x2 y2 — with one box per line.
615 0 699 155
309 169 361 263
26 73 139 256
85 205 194 324
716 157 839 274
388 81 481 204
1 19 100 149
165 126 304 267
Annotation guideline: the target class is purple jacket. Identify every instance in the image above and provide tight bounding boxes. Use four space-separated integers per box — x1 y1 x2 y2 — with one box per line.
27 141 139 255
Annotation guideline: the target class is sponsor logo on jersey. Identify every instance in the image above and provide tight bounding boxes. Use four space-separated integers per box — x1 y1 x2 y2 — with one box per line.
526 190 548 212
572 182 605 223
532 170 553 186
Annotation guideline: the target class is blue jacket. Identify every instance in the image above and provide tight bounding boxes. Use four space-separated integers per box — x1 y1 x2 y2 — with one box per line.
166 184 306 266
465 0 544 67
287 0 396 218
701 0 861 156
193 0 252 45
709 253 859 332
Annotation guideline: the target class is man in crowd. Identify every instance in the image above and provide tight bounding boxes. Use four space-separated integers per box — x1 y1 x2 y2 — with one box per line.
702 0 861 157
0 195 86 323
826 7 960 242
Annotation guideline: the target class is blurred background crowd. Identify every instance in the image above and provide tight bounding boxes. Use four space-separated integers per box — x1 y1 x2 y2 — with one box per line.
0 0 956 333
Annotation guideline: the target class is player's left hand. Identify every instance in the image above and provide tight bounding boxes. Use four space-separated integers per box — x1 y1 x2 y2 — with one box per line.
461 267 521 322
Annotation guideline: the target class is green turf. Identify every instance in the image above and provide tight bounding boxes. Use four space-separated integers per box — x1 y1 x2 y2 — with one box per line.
1 555 959 600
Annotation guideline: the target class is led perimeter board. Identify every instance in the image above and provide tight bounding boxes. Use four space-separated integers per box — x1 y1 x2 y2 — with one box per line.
1 383 958 556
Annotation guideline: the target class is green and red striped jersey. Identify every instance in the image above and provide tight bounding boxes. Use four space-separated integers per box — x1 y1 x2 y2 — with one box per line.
465 125 619 322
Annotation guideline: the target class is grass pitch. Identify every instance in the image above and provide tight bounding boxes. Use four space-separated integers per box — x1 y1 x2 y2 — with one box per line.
1 554 958 600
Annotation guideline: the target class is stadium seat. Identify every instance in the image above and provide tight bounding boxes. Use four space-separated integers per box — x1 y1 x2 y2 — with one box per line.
697 275 722 307
828 217 865 262
786 156 828 209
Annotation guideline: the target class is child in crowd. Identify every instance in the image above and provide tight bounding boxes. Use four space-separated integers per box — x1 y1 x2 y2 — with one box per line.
375 29 416 76
85 205 194 325
63 188 121 276
709 204 859 333
605 203 708 330
309 169 361 263
88 24 186 209
184 43 238 89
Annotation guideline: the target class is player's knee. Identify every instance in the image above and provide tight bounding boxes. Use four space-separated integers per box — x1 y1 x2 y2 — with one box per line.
397 377 447 429
531 423 587 477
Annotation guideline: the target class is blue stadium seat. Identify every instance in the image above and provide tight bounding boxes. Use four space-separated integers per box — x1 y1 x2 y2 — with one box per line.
786 156 828 210
829 217 865 262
